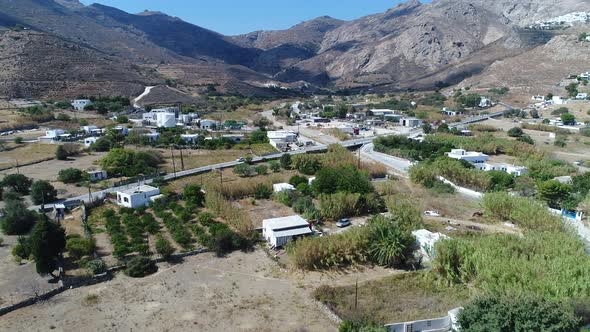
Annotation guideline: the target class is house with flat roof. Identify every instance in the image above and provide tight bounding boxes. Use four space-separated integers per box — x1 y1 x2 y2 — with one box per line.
116 185 160 208
268 131 297 150
273 183 295 193
446 149 489 164
401 118 422 128
72 99 92 111
262 215 312 248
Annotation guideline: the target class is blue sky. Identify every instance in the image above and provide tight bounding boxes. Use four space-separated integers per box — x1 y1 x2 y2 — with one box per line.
80 0 414 35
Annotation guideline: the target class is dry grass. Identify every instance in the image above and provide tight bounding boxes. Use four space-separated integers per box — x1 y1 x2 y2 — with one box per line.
0 143 57 169
313 272 470 324
374 178 480 220
206 172 294 199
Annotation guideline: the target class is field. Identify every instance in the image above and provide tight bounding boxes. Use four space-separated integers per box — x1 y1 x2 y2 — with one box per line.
315 272 470 324
0 143 58 169
0 250 339 332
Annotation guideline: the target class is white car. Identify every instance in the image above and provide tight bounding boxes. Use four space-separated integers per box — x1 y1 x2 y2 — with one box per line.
423 210 441 217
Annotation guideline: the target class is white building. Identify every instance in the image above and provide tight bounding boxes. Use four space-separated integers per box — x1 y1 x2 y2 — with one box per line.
447 149 489 164
200 119 220 130
71 99 92 111
156 112 177 128
273 183 295 193
180 134 200 143
531 95 545 101
475 163 528 176
151 106 180 117
479 97 492 108
386 308 462 332
262 215 313 248
142 132 160 142
369 109 396 117
180 113 199 125
87 170 107 182
552 96 565 105
82 125 99 134
116 185 161 208
45 129 65 138
84 137 99 147
268 130 297 150
401 118 422 128
576 93 588 100
412 229 449 261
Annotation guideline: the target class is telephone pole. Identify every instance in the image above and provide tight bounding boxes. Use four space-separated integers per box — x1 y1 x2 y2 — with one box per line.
170 147 177 178
179 148 185 171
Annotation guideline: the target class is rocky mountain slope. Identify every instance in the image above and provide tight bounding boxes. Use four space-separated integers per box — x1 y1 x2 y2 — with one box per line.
0 0 588 98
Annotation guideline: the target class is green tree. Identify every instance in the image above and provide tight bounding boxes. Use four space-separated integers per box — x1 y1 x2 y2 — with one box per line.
422 122 434 134
561 113 576 125
116 115 129 123
458 295 581 332
58 168 85 183
507 127 524 137
1 174 32 194
0 199 37 235
249 129 268 144
155 235 175 260
537 180 571 209
280 154 292 169
184 184 204 206
14 137 23 144
30 181 58 205
487 171 515 192
233 163 254 177
55 145 68 160
91 137 115 152
566 83 579 98
29 217 66 277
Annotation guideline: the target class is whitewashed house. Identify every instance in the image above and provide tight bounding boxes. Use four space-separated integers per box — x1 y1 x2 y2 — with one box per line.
84 137 99 147
262 215 312 248
576 93 588 100
552 96 566 105
531 95 545 102
446 149 489 164
156 112 177 128
180 134 200 144
368 109 396 117
475 163 528 176
401 118 422 128
71 99 92 111
116 185 161 208
200 119 220 130
39 129 65 143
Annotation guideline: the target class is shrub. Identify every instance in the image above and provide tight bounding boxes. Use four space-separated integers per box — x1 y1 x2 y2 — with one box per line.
233 163 255 177
287 227 369 270
124 256 158 278
254 165 268 175
84 258 107 275
507 127 523 137
12 236 31 260
318 193 361 220
280 154 292 169
254 183 272 199
289 175 308 188
58 168 86 183
517 135 534 145
14 137 23 144
155 235 175 260
183 184 204 206
66 237 96 260
269 160 281 172
458 295 581 332
312 165 373 195
367 215 418 268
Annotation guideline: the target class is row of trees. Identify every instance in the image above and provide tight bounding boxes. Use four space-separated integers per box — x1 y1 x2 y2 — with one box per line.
1 174 57 205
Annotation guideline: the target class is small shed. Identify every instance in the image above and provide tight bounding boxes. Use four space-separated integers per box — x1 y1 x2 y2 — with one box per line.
262 215 313 247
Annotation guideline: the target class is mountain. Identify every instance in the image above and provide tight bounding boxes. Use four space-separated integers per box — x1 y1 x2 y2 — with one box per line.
0 0 589 99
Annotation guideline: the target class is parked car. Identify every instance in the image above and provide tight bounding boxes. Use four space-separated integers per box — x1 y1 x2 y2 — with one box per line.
336 218 351 228
423 210 441 217
236 157 245 162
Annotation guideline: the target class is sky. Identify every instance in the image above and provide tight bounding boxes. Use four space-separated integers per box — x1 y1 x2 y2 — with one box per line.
79 0 414 35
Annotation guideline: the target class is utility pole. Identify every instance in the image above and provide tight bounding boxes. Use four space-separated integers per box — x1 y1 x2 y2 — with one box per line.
171 146 177 178
357 145 362 169
354 278 359 312
15 159 19 174
87 182 92 204
179 148 185 171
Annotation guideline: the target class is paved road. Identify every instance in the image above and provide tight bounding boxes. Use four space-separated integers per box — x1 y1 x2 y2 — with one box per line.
360 143 412 176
